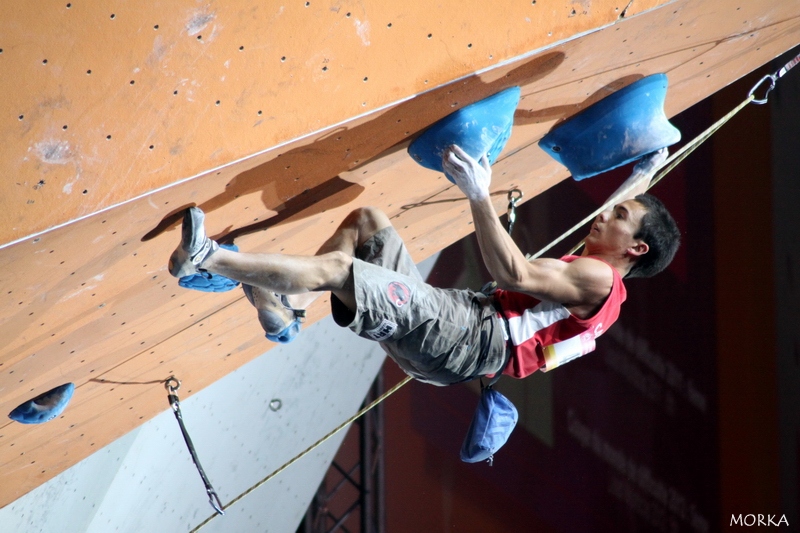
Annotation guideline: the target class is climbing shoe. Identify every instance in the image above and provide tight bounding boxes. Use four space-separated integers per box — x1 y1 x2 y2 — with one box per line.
169 207 219 278
242 284 306 344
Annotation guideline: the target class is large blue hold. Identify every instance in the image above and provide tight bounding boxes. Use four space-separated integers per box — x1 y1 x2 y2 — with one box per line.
9 383 75 424
539 74 681 181
408 86 521 182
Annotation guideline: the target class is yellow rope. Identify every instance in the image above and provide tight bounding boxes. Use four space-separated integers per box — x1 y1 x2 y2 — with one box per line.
190 375 413 532
191 92 756 532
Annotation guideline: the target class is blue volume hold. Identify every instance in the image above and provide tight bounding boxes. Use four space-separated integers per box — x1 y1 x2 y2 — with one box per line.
539 74 681 181
9 383 75 424
409 86 521 182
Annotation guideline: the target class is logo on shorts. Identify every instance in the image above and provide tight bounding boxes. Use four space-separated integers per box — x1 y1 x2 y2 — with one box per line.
387 281 411 307
366 319 397 341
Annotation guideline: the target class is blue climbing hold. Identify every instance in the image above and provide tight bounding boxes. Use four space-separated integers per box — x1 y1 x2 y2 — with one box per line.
9 383 75 424
539 74 681 181
408 86 521 182
179 243 240 292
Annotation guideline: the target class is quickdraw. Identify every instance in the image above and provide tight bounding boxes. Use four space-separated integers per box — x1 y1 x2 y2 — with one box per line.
165 376 225 516
748 49 800 105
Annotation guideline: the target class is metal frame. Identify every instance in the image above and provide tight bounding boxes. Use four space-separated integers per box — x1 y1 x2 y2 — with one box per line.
299 372 386 533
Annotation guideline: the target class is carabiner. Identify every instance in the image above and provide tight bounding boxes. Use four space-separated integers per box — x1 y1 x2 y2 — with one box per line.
748 74 776 105
207 488 226 516
506 189 523 236
165 376 181 394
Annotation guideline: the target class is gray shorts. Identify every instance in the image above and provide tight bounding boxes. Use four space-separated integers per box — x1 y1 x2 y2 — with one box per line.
330 226 507 386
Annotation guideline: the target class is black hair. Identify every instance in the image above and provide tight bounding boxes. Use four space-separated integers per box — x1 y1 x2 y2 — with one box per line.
626 193 681 278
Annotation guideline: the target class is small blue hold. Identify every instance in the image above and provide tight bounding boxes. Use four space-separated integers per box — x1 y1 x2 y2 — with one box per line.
409 87 521 181
9 383 75 424
179 243 241 292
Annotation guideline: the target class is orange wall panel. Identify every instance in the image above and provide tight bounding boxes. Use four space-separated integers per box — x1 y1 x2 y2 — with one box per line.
1 0 666 245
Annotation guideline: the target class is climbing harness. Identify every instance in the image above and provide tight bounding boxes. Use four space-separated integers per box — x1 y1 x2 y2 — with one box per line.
190 53 800 530
165 376 225 517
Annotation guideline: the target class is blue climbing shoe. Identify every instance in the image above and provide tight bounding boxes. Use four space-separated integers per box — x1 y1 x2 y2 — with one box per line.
179 244 241 292
169 207 219 278
242 284 305 343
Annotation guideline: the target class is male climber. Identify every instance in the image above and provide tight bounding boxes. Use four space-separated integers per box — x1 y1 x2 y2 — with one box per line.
168 145 679 384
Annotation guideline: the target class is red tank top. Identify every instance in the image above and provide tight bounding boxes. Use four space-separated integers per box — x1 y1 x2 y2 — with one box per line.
494 255 626 378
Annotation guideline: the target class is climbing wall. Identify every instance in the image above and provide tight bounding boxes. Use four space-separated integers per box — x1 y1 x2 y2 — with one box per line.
1 0 667 245
1 0 799 511
0 315 389 533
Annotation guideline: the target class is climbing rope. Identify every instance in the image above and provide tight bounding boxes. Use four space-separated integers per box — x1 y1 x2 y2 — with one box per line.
190 54 799 529
190 374 412 532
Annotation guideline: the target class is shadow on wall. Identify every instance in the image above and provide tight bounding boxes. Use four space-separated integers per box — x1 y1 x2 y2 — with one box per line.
514 73 645 126
142 51 567 243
